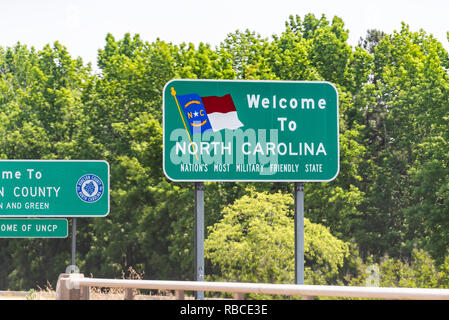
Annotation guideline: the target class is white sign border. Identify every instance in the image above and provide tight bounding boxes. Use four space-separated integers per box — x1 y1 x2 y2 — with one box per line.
162 79 340 183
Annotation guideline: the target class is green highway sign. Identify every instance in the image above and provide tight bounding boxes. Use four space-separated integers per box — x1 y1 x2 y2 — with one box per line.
163 80 339 181
0 160 109 217
0 219 68 238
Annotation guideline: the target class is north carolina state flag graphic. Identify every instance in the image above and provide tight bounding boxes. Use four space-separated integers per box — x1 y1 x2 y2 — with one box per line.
176 93 244 134
202 94 244 132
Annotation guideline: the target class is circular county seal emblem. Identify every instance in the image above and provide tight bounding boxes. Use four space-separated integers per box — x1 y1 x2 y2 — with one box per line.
76 174 104 203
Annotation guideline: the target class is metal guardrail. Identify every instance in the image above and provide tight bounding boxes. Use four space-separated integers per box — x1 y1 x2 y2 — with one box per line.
55 273 449 300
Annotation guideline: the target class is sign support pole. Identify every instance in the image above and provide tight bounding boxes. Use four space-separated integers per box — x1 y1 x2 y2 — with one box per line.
71 218 77 269
194 182 205 300
294 182 305 285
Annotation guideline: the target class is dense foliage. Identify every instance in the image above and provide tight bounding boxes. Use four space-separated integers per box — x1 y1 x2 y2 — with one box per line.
1 14 449 292
205 190 350 285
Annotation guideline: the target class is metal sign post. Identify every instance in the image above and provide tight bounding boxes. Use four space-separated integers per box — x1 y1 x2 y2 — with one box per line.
294 182 305 285
194 182 205 300
71 218 77 268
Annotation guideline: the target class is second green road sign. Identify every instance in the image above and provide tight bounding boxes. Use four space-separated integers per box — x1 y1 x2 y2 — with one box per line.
0 160 109 217
0 219 68 238
163 80 339 182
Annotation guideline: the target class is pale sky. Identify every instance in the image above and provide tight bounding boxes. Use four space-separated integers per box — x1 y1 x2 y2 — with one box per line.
1 0 448 69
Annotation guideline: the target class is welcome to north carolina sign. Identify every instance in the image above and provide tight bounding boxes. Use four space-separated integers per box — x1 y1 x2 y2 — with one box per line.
163 79 339 182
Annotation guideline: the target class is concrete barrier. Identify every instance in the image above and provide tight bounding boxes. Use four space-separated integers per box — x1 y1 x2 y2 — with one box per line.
55 273 90 300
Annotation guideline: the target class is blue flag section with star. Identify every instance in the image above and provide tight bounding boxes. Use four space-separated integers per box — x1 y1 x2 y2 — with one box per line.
176 93 213 134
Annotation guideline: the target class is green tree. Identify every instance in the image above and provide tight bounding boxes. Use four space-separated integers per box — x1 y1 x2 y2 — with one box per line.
356 24 449 259
205 190 350 287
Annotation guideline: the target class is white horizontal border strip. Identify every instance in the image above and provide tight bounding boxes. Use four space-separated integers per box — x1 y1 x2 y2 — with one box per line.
208 111 244 132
